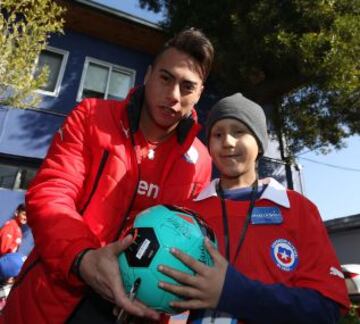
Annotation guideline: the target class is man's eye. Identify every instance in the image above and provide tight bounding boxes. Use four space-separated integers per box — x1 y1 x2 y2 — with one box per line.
160 75 170 82
182 83 195 93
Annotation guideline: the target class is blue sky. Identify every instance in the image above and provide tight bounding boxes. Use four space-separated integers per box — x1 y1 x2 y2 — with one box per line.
297 135 359 220
93 0 359 221
91 0 165 23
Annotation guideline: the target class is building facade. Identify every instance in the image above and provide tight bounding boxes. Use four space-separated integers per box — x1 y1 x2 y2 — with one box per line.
325 214 360 264
0 0 302 253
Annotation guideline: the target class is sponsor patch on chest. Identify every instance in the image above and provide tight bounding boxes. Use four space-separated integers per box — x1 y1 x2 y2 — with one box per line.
271 239 298 271
251 207 283 225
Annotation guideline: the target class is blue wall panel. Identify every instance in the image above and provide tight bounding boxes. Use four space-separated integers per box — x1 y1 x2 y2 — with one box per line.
0 107 64 159
38 30 154 113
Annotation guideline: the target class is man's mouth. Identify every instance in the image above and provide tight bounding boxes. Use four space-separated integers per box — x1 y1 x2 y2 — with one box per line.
160 105 177 116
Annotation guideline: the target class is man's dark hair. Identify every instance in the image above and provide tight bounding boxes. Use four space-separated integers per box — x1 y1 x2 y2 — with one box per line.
15 203 26 214
154 27 214 81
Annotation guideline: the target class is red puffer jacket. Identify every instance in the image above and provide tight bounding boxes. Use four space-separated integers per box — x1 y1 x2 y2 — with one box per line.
2 87 211 324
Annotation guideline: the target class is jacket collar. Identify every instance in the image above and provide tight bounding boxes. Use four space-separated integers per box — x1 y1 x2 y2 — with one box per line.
126 86 198 145
194 177 290 208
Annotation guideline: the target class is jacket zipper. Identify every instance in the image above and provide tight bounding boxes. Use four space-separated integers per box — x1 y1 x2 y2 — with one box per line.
80 150 109 214
114 173 139 240
113 132 140 240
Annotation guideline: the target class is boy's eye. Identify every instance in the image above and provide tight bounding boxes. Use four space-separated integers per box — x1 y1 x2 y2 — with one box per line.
212 132 222 138
234 127 248 136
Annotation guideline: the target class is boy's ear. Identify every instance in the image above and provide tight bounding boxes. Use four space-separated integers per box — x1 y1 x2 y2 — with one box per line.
144 65 152 85
256 147 263 161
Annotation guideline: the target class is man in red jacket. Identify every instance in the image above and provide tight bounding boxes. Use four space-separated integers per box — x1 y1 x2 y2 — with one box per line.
2 28 214 323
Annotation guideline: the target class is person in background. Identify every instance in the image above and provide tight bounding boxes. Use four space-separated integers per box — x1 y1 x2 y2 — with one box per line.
2 28 214 323
0 204 27 310
0 204 27 255
158 93 350 323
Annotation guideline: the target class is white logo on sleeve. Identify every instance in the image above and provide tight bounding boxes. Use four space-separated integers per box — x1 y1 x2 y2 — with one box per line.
184 146 199 164
57 128 64 141
330 266 344 279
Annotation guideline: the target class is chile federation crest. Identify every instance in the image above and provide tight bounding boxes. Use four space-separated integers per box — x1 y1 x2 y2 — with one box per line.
271 239 298 272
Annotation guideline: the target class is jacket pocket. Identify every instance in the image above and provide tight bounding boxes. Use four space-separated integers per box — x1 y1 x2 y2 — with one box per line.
80 150 109 214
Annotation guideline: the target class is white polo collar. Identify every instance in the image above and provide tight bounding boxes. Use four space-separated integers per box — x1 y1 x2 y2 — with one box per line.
194 177 290 208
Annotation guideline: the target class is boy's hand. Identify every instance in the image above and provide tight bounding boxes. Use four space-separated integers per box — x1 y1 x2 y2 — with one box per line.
79 234 159 320
158 238 228 310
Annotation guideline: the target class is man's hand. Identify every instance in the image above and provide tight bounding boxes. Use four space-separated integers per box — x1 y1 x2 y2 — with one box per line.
79 234 159 320
158 237 228 310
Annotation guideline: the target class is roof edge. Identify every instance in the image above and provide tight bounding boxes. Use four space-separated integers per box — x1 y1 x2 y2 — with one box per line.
325 214 360 233
75 0 162 30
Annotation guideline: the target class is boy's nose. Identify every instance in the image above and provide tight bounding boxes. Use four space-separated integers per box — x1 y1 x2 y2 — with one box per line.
223 134 236 146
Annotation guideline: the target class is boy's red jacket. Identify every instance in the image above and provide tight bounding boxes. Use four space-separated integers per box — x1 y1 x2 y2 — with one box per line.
2 87 211 323
185 177 350 319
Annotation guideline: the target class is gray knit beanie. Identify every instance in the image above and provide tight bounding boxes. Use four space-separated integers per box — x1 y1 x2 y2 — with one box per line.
206 93 268 155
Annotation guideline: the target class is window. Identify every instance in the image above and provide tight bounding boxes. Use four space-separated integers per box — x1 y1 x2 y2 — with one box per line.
0 164 38 190
35 46 69 96
77 57 136 101
0 156 41 191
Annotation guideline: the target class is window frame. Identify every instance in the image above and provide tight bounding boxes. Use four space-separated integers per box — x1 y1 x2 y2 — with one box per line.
0 154 42 191
35 46 69 97
76 57 136 102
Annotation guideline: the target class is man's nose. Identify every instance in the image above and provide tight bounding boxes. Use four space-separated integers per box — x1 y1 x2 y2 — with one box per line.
167 83 181 104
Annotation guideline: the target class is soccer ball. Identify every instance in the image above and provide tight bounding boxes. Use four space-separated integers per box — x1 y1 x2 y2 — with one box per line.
118 204 217 314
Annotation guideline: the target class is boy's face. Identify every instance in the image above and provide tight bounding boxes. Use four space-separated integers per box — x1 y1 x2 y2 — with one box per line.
15 210 27 225
209 118 259 182
143 47 204 133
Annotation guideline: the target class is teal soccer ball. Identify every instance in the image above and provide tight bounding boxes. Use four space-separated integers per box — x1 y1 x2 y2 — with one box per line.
118 204 217 314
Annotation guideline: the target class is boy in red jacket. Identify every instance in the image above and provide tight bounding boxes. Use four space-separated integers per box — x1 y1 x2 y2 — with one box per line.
0 204 27 256
0 204 27 308
159 93 350 323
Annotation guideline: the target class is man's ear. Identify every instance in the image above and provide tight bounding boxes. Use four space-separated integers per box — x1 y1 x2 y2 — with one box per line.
144 65 152 84
200 84 204 95
194 84 204 106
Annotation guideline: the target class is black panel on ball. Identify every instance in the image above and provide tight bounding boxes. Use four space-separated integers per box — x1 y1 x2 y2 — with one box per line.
125 227 160 267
